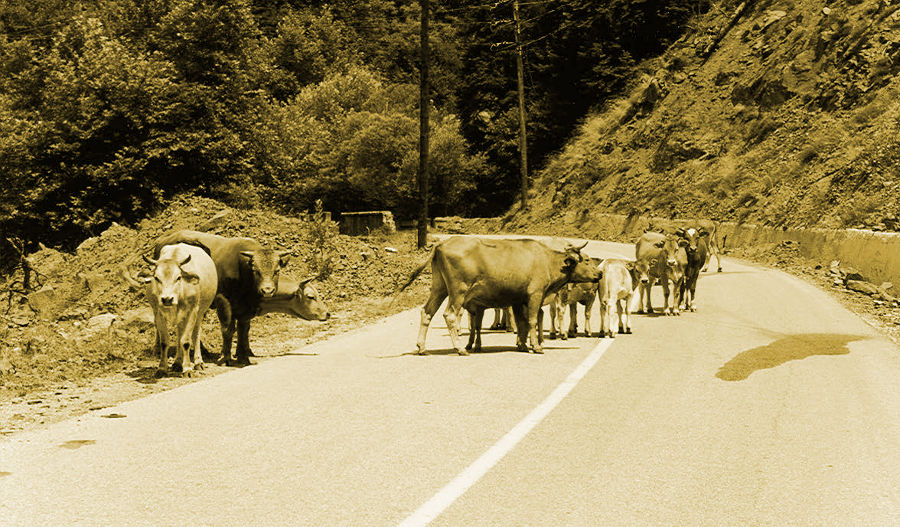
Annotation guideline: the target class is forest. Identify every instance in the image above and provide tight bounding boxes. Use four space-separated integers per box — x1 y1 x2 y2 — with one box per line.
0 0 709 256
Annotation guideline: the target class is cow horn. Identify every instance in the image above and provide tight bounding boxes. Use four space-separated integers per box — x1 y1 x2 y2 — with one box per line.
142 254 157 266
239 250 254 260
571 241 588 251
676 227 686 236
178 254 192 267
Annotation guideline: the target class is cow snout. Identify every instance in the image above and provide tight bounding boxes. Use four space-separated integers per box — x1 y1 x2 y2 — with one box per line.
160 296 175 306
667 259 676 267
259 284 276 297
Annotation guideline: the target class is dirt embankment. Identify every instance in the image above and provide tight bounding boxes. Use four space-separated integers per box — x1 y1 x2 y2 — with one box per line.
0 196 432 435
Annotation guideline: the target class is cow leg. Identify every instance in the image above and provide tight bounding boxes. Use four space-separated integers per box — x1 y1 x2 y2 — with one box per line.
443 303 467 356
234 317 253 366
191 318 204 372
662 278 673 316
537 308 544 345
415 286 447 355
511 304 528 352
218 316 237 365
547 299 557 340
154 310 170 377
466 308 484 352
489 308 504 330
526 297 544 354
567 302 578 338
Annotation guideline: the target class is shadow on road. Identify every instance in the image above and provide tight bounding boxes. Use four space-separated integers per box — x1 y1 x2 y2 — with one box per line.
716 333 867 381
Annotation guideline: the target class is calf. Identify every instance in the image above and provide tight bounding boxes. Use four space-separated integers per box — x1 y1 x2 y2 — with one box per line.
553 264 601 339
597 259 636 337
141 243 218 377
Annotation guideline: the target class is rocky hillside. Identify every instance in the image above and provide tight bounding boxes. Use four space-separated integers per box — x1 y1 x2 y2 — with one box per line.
513 0 900 232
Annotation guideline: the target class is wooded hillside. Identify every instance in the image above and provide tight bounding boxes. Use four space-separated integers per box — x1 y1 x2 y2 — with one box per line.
0 0 706 263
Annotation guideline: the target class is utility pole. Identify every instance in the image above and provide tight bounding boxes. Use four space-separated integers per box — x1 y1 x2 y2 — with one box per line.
417 0 431 249
513 0 528 210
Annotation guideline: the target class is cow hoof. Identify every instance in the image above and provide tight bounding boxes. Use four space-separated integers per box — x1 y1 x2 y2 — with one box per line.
548 332 556 340
717 268 723 273
180 369 196 378
531 348 544 354
154 369 167 378
193 363 204 371
457 349 470 356
618 327 625 334
235 357 252 367
465 343 473 351
625 328 632 334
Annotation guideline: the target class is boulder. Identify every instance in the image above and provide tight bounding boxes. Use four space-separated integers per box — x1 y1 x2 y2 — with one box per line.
27 286 57 316
846 280 880 296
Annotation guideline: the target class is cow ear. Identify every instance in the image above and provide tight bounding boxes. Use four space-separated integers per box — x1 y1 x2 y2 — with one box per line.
181 271 200 284
625 261 635 271
142 254 157 266
653 240 665 248
239 251 254 262
278 251 292 267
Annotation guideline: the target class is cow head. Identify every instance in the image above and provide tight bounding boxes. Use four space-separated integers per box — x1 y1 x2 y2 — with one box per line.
142 253 199 310
240 249 291 297
663 236 688 283
675 227 703 254
561 242 602 283
259 275 330 321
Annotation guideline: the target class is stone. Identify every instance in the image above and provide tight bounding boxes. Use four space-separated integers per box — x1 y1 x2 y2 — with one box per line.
85 313 118 337
846 280 880 296
121 307 155 328
199 210 231 231
0 357 15 375
27 286 57 315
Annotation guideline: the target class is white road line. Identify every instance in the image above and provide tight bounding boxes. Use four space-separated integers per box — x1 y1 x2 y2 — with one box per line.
397 338 616 527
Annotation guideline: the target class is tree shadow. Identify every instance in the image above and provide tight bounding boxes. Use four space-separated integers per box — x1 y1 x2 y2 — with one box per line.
716 333 866 381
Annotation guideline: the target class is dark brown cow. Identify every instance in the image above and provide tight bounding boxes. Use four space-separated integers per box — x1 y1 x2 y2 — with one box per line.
399 236 600 355
676 226 709 312
153 230 290 366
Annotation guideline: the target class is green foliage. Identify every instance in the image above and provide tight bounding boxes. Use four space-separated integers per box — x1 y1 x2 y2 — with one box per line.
0 0 702 251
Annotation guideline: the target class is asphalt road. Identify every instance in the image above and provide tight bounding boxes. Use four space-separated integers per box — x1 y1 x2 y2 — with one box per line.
2 239 899 526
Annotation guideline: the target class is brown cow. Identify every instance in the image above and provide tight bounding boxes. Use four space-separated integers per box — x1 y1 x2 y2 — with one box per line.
399 237 600 355
153 230 291 366
634 232 688 316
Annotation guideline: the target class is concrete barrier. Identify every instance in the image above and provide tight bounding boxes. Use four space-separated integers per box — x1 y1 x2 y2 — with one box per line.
553 212 900 290
340 211 397 236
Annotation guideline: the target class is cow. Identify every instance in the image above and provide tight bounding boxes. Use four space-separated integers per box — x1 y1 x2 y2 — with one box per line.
257 277 330 321
701 223 725 273
552 259 602 338
140 243 218 377
676 226 709 312
467 295 558 353
634 232 688 316
597 259 636 337
399 236 601 355
152 230 291 366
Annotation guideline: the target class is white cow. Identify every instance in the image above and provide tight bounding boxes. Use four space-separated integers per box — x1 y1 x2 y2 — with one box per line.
141 243 218 377
598 259 636 338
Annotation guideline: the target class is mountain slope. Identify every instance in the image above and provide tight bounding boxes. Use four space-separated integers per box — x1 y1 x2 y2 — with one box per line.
517 0 900 231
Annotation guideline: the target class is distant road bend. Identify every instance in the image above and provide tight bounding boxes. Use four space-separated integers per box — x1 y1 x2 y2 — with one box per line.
2 238 899 526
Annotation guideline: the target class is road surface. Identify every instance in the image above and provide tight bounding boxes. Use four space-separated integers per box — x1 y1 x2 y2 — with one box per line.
2 239 899 526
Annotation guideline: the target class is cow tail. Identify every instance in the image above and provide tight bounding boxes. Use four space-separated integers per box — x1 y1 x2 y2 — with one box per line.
397 246 437 293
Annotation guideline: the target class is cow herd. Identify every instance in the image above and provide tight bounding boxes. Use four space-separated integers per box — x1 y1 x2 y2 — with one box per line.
123 230 330 378
404 226 723 356
124 226 723 377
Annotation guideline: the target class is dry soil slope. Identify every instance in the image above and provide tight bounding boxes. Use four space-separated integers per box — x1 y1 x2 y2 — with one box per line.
516 0 900 233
